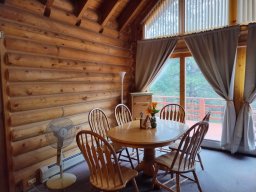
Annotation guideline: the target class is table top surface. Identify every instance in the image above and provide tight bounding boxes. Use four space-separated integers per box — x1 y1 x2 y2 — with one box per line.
107 119 189 148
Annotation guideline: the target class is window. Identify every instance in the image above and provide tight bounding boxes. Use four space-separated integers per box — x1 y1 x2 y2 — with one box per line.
237 0 256 24
185 0 229 33
144 0 179 39
144 0 229 39
148 58 180 110
185 57 225 141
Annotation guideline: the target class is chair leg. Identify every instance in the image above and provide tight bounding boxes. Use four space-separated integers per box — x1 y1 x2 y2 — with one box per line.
117 150 122 161
152 163 159 189
136 148 140 164
125 148 134 169
192 170 202 192
131 178 139 192
197 153 204 170
175 173 180 192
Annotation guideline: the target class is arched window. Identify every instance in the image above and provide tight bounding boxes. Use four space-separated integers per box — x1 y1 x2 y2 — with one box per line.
144 0 229 39
237 0 256 24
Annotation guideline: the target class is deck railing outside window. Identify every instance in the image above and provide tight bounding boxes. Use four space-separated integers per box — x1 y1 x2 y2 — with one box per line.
153 95 256 141
153 95 225 122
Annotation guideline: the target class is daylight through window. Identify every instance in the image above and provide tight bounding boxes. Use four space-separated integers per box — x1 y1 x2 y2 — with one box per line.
144 0 229 39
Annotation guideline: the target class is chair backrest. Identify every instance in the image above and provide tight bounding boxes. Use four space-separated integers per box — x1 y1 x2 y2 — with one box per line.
88 108 110 139
76 130 124 190
160 104 185 123
170 121 209 171
202 111 211 122
115 104 133 126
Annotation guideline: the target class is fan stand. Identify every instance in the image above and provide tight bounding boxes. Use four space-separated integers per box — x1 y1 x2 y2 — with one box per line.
46 149 76 189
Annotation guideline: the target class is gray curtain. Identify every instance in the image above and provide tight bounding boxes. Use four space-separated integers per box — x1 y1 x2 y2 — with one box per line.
135 38 177 91
184 26 240 151
232 24 256 153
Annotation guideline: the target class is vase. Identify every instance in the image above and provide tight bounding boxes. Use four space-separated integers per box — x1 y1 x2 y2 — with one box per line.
150 114 157 128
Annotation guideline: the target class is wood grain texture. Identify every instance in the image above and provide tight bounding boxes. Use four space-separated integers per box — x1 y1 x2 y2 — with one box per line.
234 47 246 113
0 5 129 48
0 2 133 189
0 29 9 192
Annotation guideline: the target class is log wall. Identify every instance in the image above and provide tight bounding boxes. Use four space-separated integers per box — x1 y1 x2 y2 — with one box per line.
0 32 8 192
0 1 133 191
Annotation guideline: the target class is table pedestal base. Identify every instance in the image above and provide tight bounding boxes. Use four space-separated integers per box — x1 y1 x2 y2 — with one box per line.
136 148 155 176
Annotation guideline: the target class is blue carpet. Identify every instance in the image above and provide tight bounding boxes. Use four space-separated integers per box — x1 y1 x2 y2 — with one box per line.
29 149 256 192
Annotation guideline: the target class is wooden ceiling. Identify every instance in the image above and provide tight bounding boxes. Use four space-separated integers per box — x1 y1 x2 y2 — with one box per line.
37 0 158 33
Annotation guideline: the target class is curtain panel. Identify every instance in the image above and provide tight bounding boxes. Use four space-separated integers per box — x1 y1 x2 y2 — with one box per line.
232 23 256 153
135 38 177 91
184 26 240 151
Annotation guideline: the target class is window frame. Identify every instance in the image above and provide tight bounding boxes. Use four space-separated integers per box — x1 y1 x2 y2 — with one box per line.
143 0 236 39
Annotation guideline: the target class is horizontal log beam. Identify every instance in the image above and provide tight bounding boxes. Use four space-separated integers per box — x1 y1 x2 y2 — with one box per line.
3 1 130 40
0 20 131 57
6 53 131 72
0 5 129 48
78 16 102 31
8 81 128 97
53 0 74 13
4 38 132 66
13 141 78 171
9 89 123 112
9 96 122 126
48 6 77 25
11 110 117 142
11 108 115 155
5 0 45 15
7 68 126 83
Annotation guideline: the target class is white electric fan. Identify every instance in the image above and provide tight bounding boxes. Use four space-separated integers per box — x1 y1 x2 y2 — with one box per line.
45 117 77 189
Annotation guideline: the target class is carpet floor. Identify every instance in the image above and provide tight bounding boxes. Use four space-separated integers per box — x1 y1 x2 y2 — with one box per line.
29 149 256 192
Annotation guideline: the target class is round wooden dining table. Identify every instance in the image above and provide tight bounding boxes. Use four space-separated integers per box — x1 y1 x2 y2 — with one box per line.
107 118 189 176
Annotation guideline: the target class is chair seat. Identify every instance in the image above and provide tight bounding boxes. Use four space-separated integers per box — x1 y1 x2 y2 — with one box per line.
155 152 195 173
90 166 138 191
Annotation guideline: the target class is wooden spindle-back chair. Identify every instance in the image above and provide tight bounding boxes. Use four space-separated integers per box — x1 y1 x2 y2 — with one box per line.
153 121 209 192
196 111 211 170
169 111 211 170
159 104 186 153
160 104 185 123
115 104 140 164
88 108 134 169
76 130 139 192
115 104 133 126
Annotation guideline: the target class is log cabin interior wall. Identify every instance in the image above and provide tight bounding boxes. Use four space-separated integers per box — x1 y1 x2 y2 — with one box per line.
0 32 8 192
0 0 160 191
0 0 249 191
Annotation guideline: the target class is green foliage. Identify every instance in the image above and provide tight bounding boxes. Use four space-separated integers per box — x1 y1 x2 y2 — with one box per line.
149 58 180 96
149 57 219 98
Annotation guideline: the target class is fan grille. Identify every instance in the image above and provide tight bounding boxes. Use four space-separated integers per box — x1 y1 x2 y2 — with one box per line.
46 118 76 149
